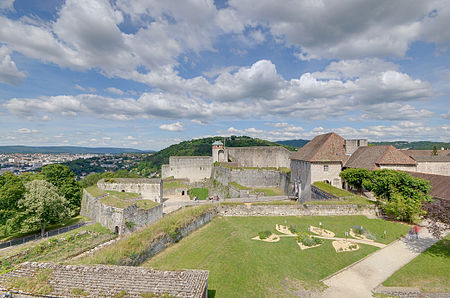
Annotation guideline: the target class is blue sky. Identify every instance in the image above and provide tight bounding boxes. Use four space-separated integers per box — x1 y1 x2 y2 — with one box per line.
0 0 449 150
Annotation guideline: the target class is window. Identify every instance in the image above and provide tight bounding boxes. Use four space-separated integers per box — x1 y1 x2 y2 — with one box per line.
324 165 329 172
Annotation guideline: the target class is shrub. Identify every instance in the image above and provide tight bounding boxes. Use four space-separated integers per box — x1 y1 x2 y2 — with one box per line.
258 231 272 239
125 221 136 229
296 231 322 247
288 225 297 234
352 225 364 235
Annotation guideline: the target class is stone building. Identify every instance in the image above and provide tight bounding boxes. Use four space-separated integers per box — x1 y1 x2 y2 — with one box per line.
405 150 450 176
290 133 364 202
344 145 417 171
162 141 292 183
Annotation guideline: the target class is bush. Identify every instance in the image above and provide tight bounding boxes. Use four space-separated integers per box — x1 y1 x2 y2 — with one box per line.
352 225 376 240
296 232 322 247
288 225 297 234
258 231 272 239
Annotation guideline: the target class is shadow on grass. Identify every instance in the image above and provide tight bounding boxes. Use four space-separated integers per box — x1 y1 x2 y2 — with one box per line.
207 289 216 297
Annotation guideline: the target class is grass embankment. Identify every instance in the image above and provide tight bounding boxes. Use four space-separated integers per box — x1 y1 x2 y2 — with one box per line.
0 224 115 273
219 164 291 175
86 186 157 210
311 182 374 206
163 179 189 189
229 181 284 197
189 187 209 200
0 215 89 242
143 216 409 297
383 235 450 293
76 205 215 265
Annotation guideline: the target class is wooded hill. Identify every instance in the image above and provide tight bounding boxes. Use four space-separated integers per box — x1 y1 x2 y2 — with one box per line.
369 141 450 150
133 136 296 176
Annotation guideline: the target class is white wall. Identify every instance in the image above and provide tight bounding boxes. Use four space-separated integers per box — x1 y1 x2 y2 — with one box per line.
311 162 342 188
415 161 450 176
165 156 213 182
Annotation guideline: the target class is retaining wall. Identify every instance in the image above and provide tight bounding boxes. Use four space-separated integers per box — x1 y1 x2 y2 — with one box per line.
97 178 162 203
217 204 381 217
124 209 218 266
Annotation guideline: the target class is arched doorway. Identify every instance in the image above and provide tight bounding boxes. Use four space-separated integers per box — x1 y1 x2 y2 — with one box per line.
218 149 225 162
114 226 119 234
181 190 185 196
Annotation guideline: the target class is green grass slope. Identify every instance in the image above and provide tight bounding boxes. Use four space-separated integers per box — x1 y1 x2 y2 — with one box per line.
143 216 409 297
382 235 450 293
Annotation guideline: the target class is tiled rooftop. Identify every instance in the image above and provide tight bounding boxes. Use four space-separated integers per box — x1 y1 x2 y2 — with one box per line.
0 262 208 298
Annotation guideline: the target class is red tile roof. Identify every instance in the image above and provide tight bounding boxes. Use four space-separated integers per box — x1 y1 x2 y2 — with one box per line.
345 145 417 170
290 133 347 163
406 171 450 201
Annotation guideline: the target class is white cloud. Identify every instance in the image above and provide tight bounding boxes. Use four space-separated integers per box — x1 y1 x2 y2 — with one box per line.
106 87 125 95
3 58 433 122
74 84 86 91
441 110 450 120
228 0 442 59
0 0 15 10
14 128 39 134
0 46 26 85
159 122 184 132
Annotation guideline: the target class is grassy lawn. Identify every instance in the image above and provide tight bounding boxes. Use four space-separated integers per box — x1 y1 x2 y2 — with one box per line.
0 223 115 273
135 200 159 210
106 190 140 199
99 196 134 209
312 182 374 206
252 187 285 196
85 185 106 197
229 181 250 190
0 215 89 242
163 179 189 189
382 235 450 292
143 216 409 297
189 187 209 200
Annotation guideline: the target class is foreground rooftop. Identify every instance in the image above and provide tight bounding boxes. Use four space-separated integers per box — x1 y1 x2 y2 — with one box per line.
0 262 209 298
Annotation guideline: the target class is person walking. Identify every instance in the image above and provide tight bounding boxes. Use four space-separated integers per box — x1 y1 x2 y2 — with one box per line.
414 225 419 239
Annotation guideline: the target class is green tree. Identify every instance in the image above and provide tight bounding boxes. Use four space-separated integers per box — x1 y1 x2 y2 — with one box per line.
363 169 431 222
433 146 438 156
339 168 371 195
41 164 81 212
19 180 70 237
0 172 25 236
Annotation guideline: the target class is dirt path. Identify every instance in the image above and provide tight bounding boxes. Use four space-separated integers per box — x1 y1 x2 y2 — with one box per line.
321 227 439 297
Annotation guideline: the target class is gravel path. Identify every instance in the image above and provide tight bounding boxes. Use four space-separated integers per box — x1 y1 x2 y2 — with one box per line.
321 227 439 297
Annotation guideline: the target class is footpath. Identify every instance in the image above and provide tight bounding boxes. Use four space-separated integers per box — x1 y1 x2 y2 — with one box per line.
321 227 440 297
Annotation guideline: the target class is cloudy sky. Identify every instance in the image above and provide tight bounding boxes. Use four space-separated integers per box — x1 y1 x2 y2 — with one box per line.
0 0 449 150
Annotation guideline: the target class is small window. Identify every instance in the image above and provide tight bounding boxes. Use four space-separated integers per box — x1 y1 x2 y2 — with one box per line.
324 165 329 172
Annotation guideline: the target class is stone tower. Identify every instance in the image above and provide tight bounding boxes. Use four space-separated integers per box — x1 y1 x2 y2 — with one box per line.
212 140 227 163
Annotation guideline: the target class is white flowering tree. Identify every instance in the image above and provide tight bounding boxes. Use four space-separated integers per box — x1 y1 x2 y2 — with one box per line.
20 180 71 237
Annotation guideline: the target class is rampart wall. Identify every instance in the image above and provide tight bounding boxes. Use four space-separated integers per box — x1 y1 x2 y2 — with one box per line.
97 178 162 203
226 146 291 168
81 190 163 235
161 156 213 182
216 204 380 217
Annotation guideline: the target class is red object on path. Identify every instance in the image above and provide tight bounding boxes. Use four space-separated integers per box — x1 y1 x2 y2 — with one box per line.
414 225 419 233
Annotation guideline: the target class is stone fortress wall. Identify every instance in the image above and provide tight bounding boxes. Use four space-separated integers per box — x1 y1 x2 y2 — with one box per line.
213 166 288 188
97 178 162 203
161 156 213 182
225 146 291 168
81 189 163 235
415 161 450 176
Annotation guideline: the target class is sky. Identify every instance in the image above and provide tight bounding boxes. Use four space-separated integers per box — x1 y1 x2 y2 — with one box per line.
0 0 449 150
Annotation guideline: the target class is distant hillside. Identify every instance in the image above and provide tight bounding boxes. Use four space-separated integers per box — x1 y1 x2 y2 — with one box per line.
0 146 147 154
276 139 309 148
369 141 450 150
133 136 296 176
